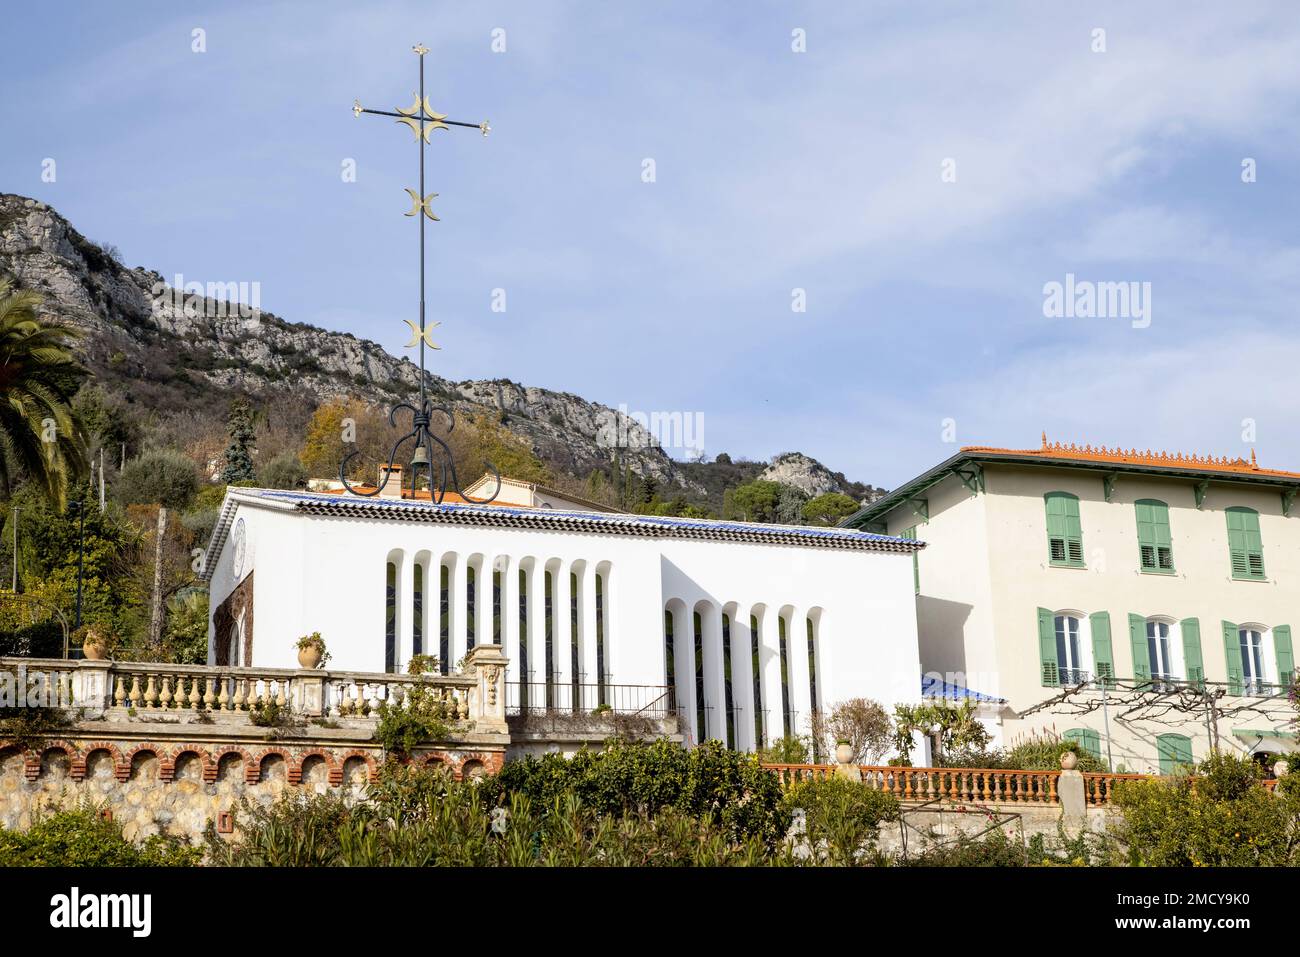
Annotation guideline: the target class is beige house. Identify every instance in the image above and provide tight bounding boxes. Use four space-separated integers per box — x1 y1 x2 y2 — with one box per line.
845 436 1298 774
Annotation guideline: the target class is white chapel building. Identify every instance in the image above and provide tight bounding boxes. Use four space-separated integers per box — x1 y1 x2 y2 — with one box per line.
201 471 925 752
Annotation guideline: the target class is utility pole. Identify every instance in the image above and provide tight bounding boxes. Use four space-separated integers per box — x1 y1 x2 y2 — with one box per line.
99 447 106 511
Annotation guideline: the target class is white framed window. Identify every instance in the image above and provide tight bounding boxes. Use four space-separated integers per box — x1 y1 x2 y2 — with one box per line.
1054 613 1091 684
1239 626 1271 695
1145 617 1184 689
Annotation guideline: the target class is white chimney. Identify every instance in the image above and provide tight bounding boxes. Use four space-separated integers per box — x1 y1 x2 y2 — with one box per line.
378 464 403 499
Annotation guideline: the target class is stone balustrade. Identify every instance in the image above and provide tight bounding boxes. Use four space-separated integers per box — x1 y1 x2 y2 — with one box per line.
0 643 509 734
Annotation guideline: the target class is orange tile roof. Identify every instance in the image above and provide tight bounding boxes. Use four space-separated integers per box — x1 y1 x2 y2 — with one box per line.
961 433 1300 480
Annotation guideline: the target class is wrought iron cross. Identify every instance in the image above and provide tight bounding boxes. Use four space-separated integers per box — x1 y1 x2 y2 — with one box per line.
340 43 500 504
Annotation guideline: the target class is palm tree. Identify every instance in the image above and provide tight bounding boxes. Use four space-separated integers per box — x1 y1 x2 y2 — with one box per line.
0 278 89 508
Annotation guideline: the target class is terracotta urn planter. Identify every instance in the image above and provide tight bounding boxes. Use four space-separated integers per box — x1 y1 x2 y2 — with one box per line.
835 742 854 765
81 629 108 661
1059 750 1078 771
297 645 323 669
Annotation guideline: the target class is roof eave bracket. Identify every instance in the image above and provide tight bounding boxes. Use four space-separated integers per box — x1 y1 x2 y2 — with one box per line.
1194 480 1210 509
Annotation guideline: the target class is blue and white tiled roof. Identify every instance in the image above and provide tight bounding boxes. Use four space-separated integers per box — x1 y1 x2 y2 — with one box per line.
200 487 923 580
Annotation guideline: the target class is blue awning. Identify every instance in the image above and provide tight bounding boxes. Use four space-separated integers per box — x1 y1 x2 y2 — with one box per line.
921 675 1005 704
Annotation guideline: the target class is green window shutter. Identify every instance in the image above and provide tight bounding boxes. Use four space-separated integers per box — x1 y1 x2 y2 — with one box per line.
1089 611 1114 686
1044 492 1084 566
1156 733 1193 775
1221 620 1243 694
1180 618 1204 688
1226 507 1265 579
1274 625 1294 690
1135 499 1173 571
1128 613 1151 685
1064 728 1101 760
1037 607 1059 687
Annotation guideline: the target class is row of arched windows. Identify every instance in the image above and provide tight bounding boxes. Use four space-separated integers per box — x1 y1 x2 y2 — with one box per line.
663 603 822 753
383 554 611 707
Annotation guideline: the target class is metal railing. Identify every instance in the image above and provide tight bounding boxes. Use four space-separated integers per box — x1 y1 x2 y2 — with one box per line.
506 681 676 717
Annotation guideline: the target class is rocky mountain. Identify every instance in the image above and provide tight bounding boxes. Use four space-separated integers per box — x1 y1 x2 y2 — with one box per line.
0 193 879 507
760 452 885 503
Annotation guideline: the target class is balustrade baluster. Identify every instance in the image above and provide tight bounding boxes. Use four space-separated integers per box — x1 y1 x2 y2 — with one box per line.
159 675 173 708
275 679 288 709
216 677 229 711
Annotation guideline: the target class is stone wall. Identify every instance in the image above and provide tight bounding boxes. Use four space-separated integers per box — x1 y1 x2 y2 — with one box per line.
0 732 503 842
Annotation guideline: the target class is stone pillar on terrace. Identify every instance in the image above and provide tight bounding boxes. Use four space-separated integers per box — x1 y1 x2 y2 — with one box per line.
729 611 755 752
526 560 547 699
785 607 813 749
466 643 509 734
500 555 519 684
579 562 599 709
700 603 727 744
553 562 574 709
398 552 415 672
759 608 785 746
72 660 114 716
1058 751 1087 833
669 603 697 745
449 553 467 672
474 556 494 653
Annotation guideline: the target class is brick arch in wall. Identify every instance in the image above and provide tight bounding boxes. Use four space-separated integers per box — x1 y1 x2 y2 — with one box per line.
0 740 502 785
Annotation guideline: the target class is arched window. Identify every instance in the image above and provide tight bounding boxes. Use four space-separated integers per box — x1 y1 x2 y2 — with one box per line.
439 564 450 675
517 569 529 708
595 573 607 704
1146 618 1177 682
750 614 763 747
721 613 735 750
412 563 424 657
1239 626 1268 694
778 615 792 737
466 565 476 650
1054 613 1085 684
384 561 397 674
544 570 554 708
693 611 705 743
663 610 674 696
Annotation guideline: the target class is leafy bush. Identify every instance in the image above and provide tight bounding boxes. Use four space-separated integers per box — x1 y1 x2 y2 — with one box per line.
0 805 200 866
116 449 199 510
783 776 900 864
902 828 1028 867
1111 752 1300 866
757 734 811 764
482 740 789 846
373 685 451 754
209 763 781 867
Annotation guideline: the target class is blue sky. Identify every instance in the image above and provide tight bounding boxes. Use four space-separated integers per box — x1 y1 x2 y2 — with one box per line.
4 1 1300 488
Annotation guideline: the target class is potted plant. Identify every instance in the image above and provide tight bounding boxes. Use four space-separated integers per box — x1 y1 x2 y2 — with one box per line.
294 632 330 669
74 624 110 661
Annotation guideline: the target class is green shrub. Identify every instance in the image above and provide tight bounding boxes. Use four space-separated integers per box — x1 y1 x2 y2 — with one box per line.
1111 752 1300 866
783 776 900 864
1001 734 1107 774
756 734 811 764
0 805 200 866
483 740 789 846
373 685 451 754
